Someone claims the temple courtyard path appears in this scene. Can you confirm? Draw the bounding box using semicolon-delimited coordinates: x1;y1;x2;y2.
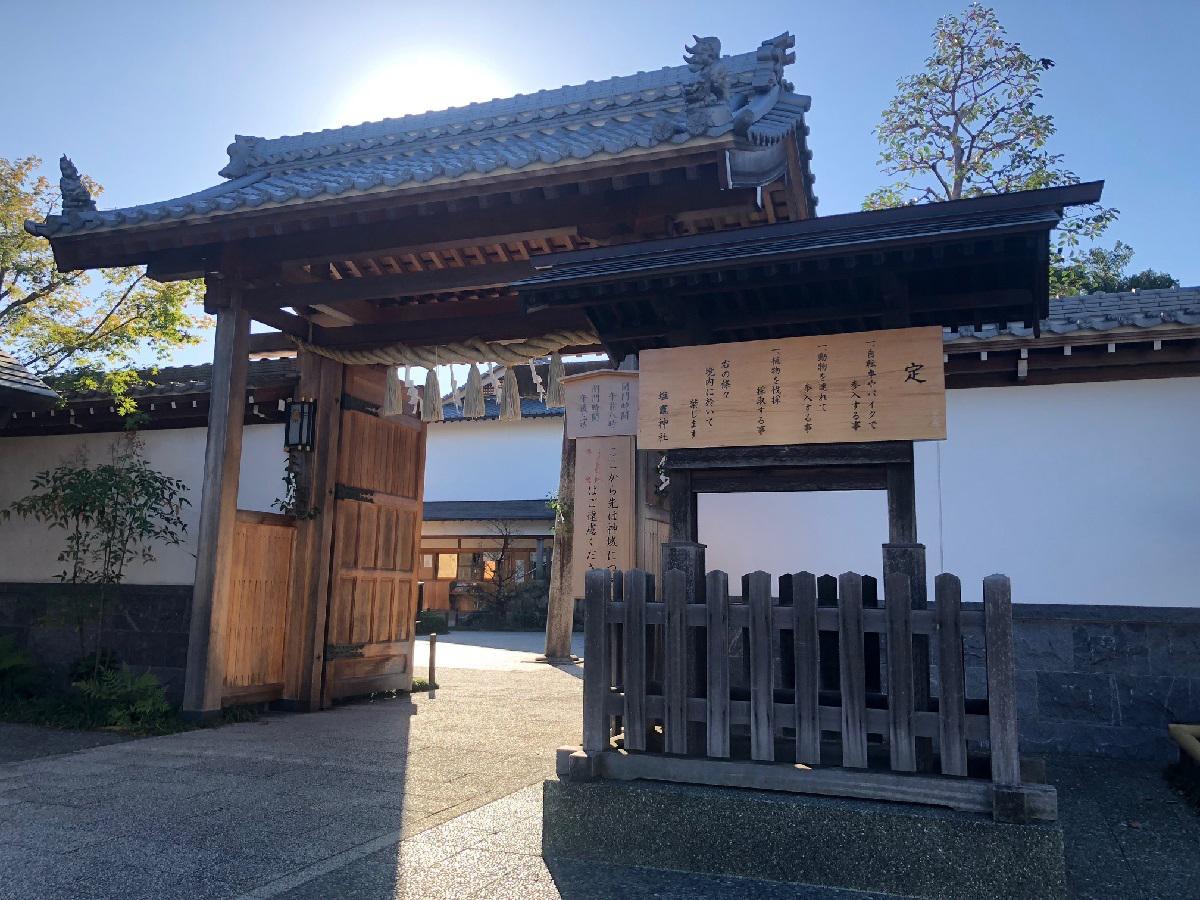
1;632;1195;898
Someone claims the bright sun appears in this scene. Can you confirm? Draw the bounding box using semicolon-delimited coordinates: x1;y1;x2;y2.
335;52;519;127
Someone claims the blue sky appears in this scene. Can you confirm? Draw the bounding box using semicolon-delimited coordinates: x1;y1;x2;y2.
6;1;1197;366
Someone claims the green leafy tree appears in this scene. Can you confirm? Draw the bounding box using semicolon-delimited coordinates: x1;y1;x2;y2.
3;434;190;674
0;156;208;412
1052;240;1179;296
863;4;1141;292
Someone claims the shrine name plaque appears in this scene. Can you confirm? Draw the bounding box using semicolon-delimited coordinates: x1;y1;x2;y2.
570;435;636;598
638;326;946;449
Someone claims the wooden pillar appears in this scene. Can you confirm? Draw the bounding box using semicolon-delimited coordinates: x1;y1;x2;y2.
280;351;344;711
182;282;249;719
667;468;697;542
544;423;577;659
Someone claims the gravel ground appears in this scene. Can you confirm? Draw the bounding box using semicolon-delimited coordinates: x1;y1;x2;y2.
1;633;1195;898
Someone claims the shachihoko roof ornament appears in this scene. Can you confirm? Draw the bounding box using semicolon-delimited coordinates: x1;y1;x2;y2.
25;32;815;239
58;155;96;213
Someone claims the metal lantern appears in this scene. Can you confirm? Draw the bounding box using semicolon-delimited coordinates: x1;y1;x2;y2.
283;398;316;451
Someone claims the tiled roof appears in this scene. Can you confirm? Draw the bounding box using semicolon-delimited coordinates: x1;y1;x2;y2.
0;350;58;408
60;357;299;402
423;500;554;522
28;35;813;239
944;287;1200;346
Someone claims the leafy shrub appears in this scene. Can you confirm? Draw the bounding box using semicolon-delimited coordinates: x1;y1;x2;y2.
415;610;449;635
73;667;174;731
68;648;122;683
0;636;39;699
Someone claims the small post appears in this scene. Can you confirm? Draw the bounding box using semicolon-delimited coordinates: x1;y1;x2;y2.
427;632;437;693
838;572;868;769
582;568;611;754
984;574;1020;787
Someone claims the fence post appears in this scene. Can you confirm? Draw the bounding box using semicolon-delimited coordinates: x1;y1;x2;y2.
706;570;731;759
662;541;706;753
838;572;868;768
582;568;611;755
783;572;821;765
984;574;1020;786
745;571;775;762
884;573;915;772
883;542;932;770
663;568;689;755
623;569;649;752
936;573;968;776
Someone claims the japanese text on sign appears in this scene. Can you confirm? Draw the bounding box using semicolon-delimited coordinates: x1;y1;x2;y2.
570;436;635;597
637;327;946;449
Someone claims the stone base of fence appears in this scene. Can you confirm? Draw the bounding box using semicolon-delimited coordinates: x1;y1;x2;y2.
542;777;1067;899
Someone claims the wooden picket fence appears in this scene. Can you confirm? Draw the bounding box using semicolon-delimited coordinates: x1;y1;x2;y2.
574;554;1056;823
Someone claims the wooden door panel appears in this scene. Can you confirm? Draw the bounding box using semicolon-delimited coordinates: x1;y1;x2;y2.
323;370;426;703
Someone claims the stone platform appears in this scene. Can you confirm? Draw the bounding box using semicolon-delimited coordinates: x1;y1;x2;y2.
542;777;1068;899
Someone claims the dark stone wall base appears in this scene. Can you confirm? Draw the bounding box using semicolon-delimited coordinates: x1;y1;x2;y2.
0;582;192;703
542;779;1066;899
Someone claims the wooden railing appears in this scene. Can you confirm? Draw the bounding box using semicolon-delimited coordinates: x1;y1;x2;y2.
573;546;1056;823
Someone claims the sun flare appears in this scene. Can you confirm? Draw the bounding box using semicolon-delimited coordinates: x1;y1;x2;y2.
334;52;518;127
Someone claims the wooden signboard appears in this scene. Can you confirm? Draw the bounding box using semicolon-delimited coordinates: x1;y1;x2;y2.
571;435;636;598
562;370;639;439
638;326;946;449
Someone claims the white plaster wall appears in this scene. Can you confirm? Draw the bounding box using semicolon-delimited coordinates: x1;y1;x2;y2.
0;424;285;585
424;416;564;502
701;378;1200;607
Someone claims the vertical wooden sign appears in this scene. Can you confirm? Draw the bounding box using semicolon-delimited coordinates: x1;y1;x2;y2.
562;370;639;439
571;435;636;598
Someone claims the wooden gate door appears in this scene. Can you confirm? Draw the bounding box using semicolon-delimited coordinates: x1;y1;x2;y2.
322;366;426;703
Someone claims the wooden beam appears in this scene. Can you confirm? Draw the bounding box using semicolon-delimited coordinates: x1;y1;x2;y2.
311;307;591;348
182;284;250;719
246;260;536;309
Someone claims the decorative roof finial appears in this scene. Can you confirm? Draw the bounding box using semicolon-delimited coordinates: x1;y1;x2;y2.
58;156;96;213
751;33;796;95
218;135;263;179
683;35;728;108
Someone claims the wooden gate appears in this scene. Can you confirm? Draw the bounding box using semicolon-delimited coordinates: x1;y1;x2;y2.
221;510;296;706
322;366;427;703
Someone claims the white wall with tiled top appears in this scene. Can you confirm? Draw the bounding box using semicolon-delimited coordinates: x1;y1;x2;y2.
0;425;285;584
424;416;564;503
700;377;1200;607
4;377;1196;607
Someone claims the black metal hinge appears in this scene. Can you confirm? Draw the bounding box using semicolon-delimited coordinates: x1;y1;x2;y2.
341;393;379;417
335;484;375;503
325;642;366;661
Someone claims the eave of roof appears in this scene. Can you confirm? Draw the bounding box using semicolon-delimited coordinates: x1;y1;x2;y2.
945;286;1200;349
0;350;59;410
27;34;815;243
423;500;555;521
516;182;1104;292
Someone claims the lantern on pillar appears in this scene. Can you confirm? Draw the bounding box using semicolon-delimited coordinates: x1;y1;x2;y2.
283;398;316;451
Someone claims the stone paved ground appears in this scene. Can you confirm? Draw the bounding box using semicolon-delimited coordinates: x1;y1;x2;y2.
0;724;129;765
1;632;1196;898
